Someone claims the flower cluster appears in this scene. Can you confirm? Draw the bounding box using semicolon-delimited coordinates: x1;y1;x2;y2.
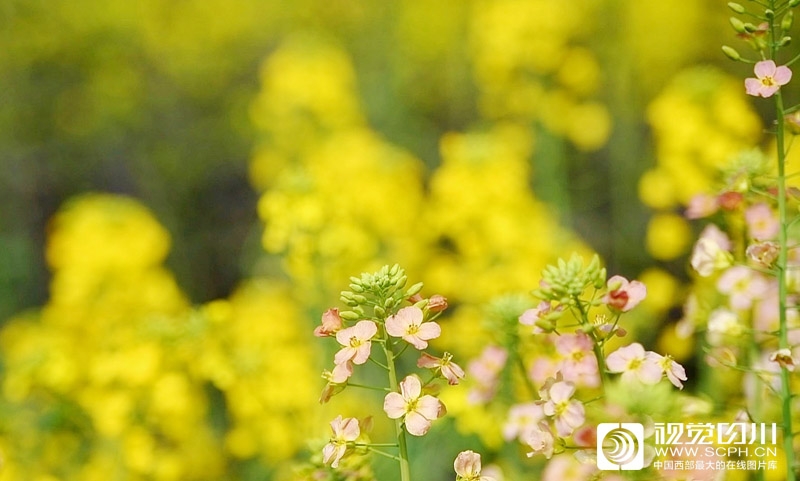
314;265;483;478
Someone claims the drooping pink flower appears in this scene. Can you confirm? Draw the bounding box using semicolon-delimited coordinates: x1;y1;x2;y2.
603;275;647;312
314;308;344;337
745;60;792;98
454;450;497;481
503;402;546;441
334;320;378;366
606;343;663;385
542;381;585;437
747;241;780;268
523;422;555;459
385;306;441;349
383;374;445;436
322;415;360;468
417;352;465;385
770;348;796;371
716;266;769;310
653;353;688;389
745;203;779;240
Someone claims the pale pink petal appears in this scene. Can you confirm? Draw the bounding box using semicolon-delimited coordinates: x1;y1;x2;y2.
755;60;777;78
415;395;443;420
404;411;432;436
385;314;406;337
637;355;664;384
405;334;429;350
339;417;360;441
416;322;442;340
775;65;793;85
322;443;345;467
667;362;687;389
334;347;356;365
417;352;439;369
625;281;647;309
548;381;575;403
606;344;644;372
745;78;763;96
399;375;422;400
351;343;372;364
330;360;353;382
353;320;378;340
383;392;407;419
761;84;780;98
397;306;424;325
454;451;482;477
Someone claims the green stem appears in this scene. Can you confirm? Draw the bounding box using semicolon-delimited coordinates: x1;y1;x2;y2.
771;6;796;474
383;333;412;481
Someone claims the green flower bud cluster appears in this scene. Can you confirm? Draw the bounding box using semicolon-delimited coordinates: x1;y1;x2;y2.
339;264;421;320
724;0;798;60
533;254;606;305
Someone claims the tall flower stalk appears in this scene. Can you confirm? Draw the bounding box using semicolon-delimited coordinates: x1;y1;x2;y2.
725;1;798;478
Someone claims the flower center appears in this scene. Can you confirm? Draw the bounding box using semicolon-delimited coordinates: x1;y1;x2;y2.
762;76;775;86
349;336;362;347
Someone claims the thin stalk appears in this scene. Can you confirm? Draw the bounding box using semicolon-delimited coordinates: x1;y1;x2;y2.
382;333;411;481
770;5;797;475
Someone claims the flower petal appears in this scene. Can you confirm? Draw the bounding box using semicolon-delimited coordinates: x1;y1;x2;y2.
383;392;407;419
415;395;443;420
404;411;432;436
399;375;422;400
775;65;793;85
755;60;777;78
416;321;442;340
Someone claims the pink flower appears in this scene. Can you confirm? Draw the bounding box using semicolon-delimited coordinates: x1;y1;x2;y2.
467;346;508;404
690;225;733;277
523;422;555;459
542;381;585;437
334;320;378;365
555;333;600;388
602;276;646;312
685;193;719;219
385;306;441;349
745;60;792;98
503;402;546;441
322;415;360;468
747;241;780;268
606;343;663;385
383;374;445;436
745;203;779;240
716;266;769;310
417;352;465;385
314;308;344;337
520;301;561;333
454;450;497;481
654;354;688;389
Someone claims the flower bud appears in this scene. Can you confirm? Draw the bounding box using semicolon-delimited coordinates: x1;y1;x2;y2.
765;9;775;19
783;11;794;31
743;22;759;33
779;36;792;47
374;305;386;317
340;310;360;320
727;2;745;13
792;0;800;7
722;45;742;61
405;281;424;298
730;17;747;33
